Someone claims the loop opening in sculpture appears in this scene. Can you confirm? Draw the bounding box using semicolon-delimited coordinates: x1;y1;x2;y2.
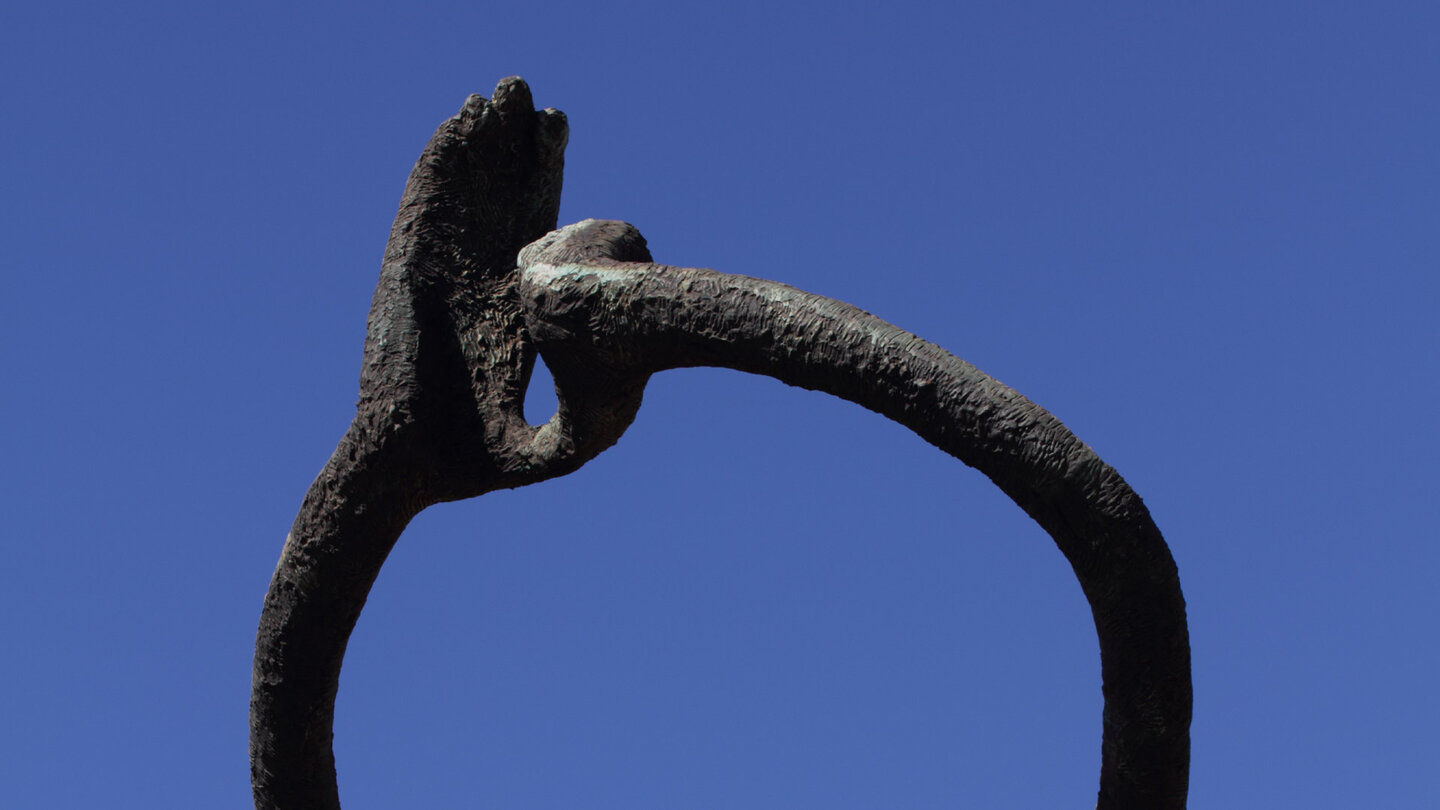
523;354;560;427
334;395;1102;804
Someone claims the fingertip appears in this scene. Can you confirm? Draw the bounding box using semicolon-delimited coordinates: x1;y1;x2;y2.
491;76;534;116
537;107;569;150
461;93;487;116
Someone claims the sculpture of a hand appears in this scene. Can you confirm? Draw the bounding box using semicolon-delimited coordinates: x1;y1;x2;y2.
253;80;1191;810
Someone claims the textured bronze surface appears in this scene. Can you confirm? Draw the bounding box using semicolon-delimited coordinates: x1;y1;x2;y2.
252;78;1190;810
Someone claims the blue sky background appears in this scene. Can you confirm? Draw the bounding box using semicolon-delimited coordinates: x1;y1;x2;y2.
3;2;1436;807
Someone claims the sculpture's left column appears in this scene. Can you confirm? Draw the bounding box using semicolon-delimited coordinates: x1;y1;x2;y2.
250;78;569;810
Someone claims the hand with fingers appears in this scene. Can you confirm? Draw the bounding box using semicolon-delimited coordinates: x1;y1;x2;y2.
253;79;1191;810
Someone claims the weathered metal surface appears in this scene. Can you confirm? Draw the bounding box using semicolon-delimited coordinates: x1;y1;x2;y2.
252;80;1190;810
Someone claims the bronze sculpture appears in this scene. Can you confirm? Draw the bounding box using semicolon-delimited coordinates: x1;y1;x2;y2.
251;77;1191;809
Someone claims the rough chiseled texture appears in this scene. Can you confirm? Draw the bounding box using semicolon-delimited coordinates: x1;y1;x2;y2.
251;78;599;810
252;82;1191;810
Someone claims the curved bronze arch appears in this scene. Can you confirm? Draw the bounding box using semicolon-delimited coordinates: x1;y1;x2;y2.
250;79;1190;810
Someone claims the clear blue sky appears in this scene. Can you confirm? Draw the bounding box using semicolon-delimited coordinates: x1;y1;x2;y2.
3;2;1436;807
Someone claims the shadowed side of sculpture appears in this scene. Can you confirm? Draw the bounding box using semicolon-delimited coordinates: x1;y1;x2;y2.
251;78;609;810
251;81;1191;810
